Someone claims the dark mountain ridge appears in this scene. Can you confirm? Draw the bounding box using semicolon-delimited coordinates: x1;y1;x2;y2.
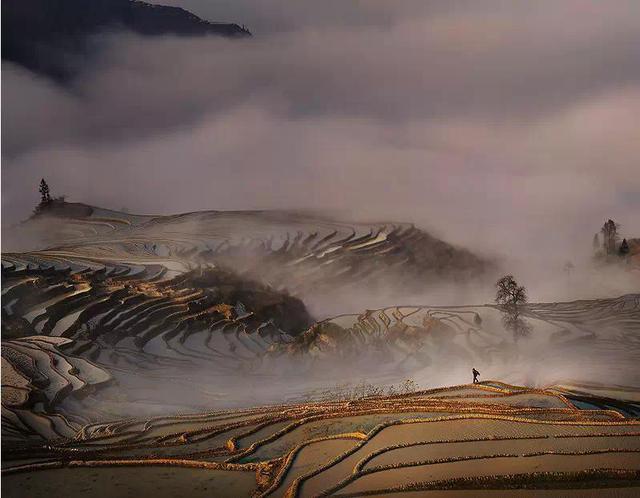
2;0;251;80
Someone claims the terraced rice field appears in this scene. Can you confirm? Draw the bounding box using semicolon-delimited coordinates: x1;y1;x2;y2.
2;465;258;498
2;382;640;497
3;206;640;495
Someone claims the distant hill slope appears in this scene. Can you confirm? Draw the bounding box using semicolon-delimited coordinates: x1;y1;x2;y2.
5;201;491;295
269;295;640;385
2;0;250;80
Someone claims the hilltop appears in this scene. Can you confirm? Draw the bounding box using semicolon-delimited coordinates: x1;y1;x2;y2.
9;201;491;293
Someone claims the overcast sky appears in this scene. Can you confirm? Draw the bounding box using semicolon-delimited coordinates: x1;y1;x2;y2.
2;0;640;270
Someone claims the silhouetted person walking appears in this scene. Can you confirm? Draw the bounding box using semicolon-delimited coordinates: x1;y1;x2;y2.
472;368;480;384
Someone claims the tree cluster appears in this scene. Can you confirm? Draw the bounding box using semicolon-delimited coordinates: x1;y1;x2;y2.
593;219;631;260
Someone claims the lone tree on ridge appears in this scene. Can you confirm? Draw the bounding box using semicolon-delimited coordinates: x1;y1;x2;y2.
495;275;531;340
495;274;527;310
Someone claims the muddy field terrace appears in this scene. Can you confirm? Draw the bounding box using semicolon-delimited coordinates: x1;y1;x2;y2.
2;203;640;496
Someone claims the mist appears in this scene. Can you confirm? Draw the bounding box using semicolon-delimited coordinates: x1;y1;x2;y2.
3;0;640;305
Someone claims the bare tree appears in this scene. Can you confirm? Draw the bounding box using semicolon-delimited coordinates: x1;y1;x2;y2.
495;275;531;340
495;275;527;310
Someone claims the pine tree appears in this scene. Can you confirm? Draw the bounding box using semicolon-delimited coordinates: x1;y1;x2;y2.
39;178;51;205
